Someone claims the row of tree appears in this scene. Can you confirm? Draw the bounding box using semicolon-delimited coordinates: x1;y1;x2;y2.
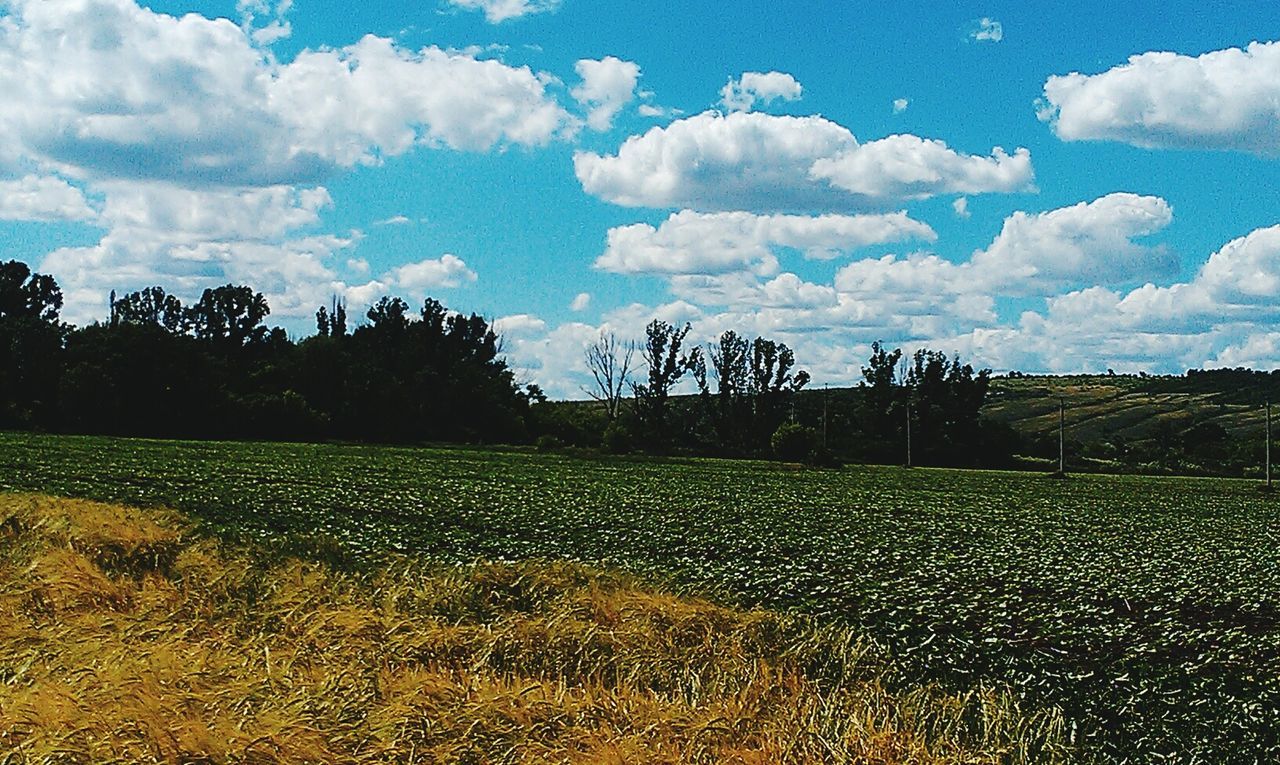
0;261;538;442
558;323;1010;466
2;258;1012;465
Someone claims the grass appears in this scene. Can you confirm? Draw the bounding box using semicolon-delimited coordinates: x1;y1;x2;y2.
4;431;1279;760
0;493;1071;764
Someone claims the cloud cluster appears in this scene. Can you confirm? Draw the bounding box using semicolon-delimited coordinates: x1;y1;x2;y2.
575;111;1033;212
720;71;804;112
507;193;1217;397
445;0;561;24
0;176;96;223
571;57;641;131
0;0;574;189
971;18;1003;43
0;0;579;322
1041;41;1280;155
596;210;935;275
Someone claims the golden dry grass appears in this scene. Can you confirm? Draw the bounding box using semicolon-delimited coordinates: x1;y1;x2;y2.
0;493;1073;764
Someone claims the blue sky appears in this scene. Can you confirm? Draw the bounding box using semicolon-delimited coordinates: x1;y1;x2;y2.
2;0;1280;396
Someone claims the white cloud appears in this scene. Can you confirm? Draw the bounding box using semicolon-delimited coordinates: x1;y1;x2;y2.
389;254;477;291
493;313;547;336
810;135;1033;199
892;98;909;114
571;57;640;131
953;197;970;219
0;0;574;188
575;111;1034;212
445;0;560;23
720;71;804;112
971;18;1003;43
375;215;413;226
570;292;591;311
237;0;293;46
969;192;1175;294
1041;41;1280;155
596;209;936;275
0;175;96;222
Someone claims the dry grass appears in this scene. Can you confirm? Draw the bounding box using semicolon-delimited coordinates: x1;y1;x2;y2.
0;493;1073;764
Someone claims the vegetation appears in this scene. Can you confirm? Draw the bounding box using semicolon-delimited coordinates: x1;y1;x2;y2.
982;373;1280;476
0;493;1068;763
0;261;539;444
3;433;1279;761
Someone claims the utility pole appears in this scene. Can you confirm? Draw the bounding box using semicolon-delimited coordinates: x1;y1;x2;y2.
822;383;829;450
1267;401;1272;490
1058;397;1066;475
906;403;912;468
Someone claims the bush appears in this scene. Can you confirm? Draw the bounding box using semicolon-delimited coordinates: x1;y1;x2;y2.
772;423;819;463
534;435;564;452
602;422;633;454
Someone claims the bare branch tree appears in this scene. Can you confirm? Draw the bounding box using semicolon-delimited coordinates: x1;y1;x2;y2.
584;331;635;420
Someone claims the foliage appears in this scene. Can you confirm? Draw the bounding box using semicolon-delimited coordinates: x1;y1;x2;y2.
0;261;534;445
771;422;819;462
0;492;1069;763
693;330;810;454
5;434;1280;761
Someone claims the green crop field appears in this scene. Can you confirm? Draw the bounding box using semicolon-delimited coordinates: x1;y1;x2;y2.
3;431;1279;762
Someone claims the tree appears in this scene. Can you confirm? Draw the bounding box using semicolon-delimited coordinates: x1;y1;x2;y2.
187;285;270;346
904;348;991;463
632;319;695;445
693;331;808;452
111;286;185;333
0;261;64;426
366;296;410;331
584;331;635;421
0;260;62;322
860;341;904;443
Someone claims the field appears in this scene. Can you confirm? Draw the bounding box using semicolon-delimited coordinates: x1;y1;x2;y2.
3;432;1280;761
2;494;1066;763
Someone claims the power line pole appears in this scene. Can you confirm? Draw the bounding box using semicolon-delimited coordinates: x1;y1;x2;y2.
822;383;829;450
906;403;912;468
1058;397;1066;475
1267;401;1272;490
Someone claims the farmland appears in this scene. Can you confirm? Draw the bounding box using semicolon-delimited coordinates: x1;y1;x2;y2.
3;431;1280;761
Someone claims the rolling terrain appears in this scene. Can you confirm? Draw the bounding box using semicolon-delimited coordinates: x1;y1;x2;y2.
3;431;1280;761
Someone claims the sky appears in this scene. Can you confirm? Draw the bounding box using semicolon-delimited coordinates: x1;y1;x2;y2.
2;0;1280;397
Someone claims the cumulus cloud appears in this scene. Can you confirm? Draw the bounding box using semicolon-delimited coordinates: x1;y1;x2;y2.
35;182;360;324
971;18;1003;43
720;71;804;112
892;98;909;114
809;135;1033;199
444;0;561;23
1040;41;1280;155
575;111;1034;212
595;210;936;275
570;292;591;311
389;253;477;292
0;0;574;188
571;57;641;131
969;192;1176;294
0;176;96;222
953;197;970;219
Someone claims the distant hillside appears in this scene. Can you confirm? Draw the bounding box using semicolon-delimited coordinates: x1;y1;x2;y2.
984;372;1277;443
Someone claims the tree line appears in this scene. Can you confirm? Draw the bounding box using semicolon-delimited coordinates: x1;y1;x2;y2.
538;325;1014;466
0;260;538;443
2;258;1013;465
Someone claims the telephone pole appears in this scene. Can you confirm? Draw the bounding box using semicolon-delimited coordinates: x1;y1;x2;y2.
1058;397;1066;475
1267;401;1272;490
822;383;829;450
906;403;912;468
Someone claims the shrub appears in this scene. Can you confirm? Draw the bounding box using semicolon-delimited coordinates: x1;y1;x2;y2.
772;423;819;463
602;422;633;454
534;435;564;452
